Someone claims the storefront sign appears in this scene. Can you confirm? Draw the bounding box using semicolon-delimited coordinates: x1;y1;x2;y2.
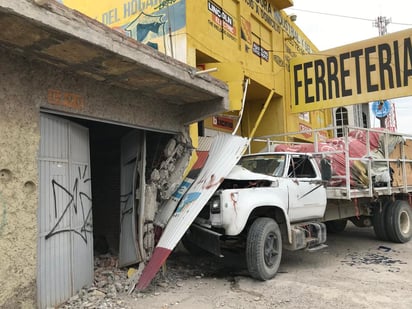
291;28;412;113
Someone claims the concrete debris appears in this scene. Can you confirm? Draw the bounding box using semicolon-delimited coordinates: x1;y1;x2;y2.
153;134;193;201
61;254;129;309
59;246;241;309
127;263;145;295
61;248;226;308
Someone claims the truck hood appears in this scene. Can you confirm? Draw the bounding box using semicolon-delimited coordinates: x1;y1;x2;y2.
226;165;278;181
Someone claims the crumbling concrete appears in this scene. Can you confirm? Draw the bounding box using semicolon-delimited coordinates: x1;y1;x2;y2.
0;53;39;309
0;0;230;307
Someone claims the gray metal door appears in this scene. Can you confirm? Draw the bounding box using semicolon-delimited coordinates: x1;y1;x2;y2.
38;114;93;308
119;130;142;267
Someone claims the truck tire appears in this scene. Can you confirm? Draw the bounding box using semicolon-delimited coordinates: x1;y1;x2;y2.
373;201;389;241
246;217;282;281
385;200;412;243
325;219;347;233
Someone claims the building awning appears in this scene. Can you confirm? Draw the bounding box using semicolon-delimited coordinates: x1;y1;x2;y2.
0;0;229;124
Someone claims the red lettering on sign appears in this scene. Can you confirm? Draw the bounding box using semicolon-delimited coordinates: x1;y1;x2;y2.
48;89;85;110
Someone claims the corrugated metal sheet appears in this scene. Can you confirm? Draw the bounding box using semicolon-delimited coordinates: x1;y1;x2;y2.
193;136;224;169
118;130;141;267
192;151;208;170
157;134;249;248
69;122;94;291
137;134;249;289
38;114;93;308
197;136;214;151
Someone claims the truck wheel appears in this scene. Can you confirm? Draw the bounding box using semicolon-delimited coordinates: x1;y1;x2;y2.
325;219;347;233
385;200;412;243
373;201;389;241
246;218;282;281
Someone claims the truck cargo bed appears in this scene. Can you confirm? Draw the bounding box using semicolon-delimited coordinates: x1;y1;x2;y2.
252;125;412;200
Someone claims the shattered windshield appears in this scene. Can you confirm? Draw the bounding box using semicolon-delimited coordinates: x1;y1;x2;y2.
238;154;286;177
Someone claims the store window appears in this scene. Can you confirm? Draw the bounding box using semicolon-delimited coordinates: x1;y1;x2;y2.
335;107;348;137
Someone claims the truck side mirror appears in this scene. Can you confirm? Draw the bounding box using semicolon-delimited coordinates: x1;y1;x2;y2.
320;158;332;181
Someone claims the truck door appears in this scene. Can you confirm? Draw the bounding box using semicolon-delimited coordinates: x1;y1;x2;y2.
286;155;327;222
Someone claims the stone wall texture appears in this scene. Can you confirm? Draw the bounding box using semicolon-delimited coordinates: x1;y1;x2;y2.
0;51;39;308
0;48;194;307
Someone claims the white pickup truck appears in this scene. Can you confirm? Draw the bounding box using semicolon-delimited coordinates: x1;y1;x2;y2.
182;126;412;281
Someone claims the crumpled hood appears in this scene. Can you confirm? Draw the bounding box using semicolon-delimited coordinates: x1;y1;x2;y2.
225;165;277;181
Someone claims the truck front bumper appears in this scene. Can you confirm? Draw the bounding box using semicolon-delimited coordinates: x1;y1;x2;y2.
185;223;223;257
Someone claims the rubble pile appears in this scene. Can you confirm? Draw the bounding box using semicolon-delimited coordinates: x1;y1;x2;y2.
60;254;130;308
60;249;228;308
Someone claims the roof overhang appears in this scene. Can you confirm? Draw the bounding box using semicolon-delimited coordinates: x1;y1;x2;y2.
0;0;229;121
274;0;293;10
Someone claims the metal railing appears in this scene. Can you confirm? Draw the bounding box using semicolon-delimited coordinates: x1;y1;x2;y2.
250;126;412;199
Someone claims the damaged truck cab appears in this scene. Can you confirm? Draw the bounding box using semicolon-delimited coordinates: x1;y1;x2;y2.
184;152;330;280
183;125;412;282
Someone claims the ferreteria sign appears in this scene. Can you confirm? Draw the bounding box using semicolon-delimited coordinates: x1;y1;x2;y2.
290;28;412;113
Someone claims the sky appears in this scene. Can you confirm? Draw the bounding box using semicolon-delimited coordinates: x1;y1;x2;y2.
284;0;412;134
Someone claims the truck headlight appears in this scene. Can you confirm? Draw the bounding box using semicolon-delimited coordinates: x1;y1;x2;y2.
210;196;221;214
271;180;279;187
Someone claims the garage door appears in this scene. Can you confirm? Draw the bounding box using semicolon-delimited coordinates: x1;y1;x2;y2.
37;114;93;308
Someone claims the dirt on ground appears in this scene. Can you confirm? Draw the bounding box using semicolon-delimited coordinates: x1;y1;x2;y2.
63;223;412;309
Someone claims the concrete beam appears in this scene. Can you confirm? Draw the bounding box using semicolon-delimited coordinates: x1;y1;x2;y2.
0;0;229;116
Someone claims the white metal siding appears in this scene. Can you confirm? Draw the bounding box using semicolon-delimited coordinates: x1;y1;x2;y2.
157;135;249;249
38;114;93;308
118;130;140;267
69;122;93;292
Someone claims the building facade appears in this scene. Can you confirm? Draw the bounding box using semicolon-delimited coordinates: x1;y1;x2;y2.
60;0;334;150
0;1;230;307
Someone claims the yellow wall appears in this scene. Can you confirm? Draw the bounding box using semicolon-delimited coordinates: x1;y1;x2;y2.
60;0;332;140
186;0;331;139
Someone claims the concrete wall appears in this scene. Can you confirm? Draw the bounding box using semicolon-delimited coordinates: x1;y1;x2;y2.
185;0;327;138
0;51;39;308
0;47;196;307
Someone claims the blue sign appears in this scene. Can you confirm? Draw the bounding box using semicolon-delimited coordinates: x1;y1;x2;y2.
372;100;391;118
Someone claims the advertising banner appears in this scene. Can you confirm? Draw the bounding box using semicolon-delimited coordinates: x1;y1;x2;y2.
61;0;186;57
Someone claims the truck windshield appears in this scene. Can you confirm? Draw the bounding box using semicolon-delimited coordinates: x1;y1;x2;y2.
238;154;286;177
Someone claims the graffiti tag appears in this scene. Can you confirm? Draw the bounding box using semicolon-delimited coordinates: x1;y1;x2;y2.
46;165;92;242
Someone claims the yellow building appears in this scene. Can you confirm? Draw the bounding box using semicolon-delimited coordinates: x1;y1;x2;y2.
60;0;333;148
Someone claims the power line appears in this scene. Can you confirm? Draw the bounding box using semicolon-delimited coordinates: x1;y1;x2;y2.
288;8;372;21
287;8;412;26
